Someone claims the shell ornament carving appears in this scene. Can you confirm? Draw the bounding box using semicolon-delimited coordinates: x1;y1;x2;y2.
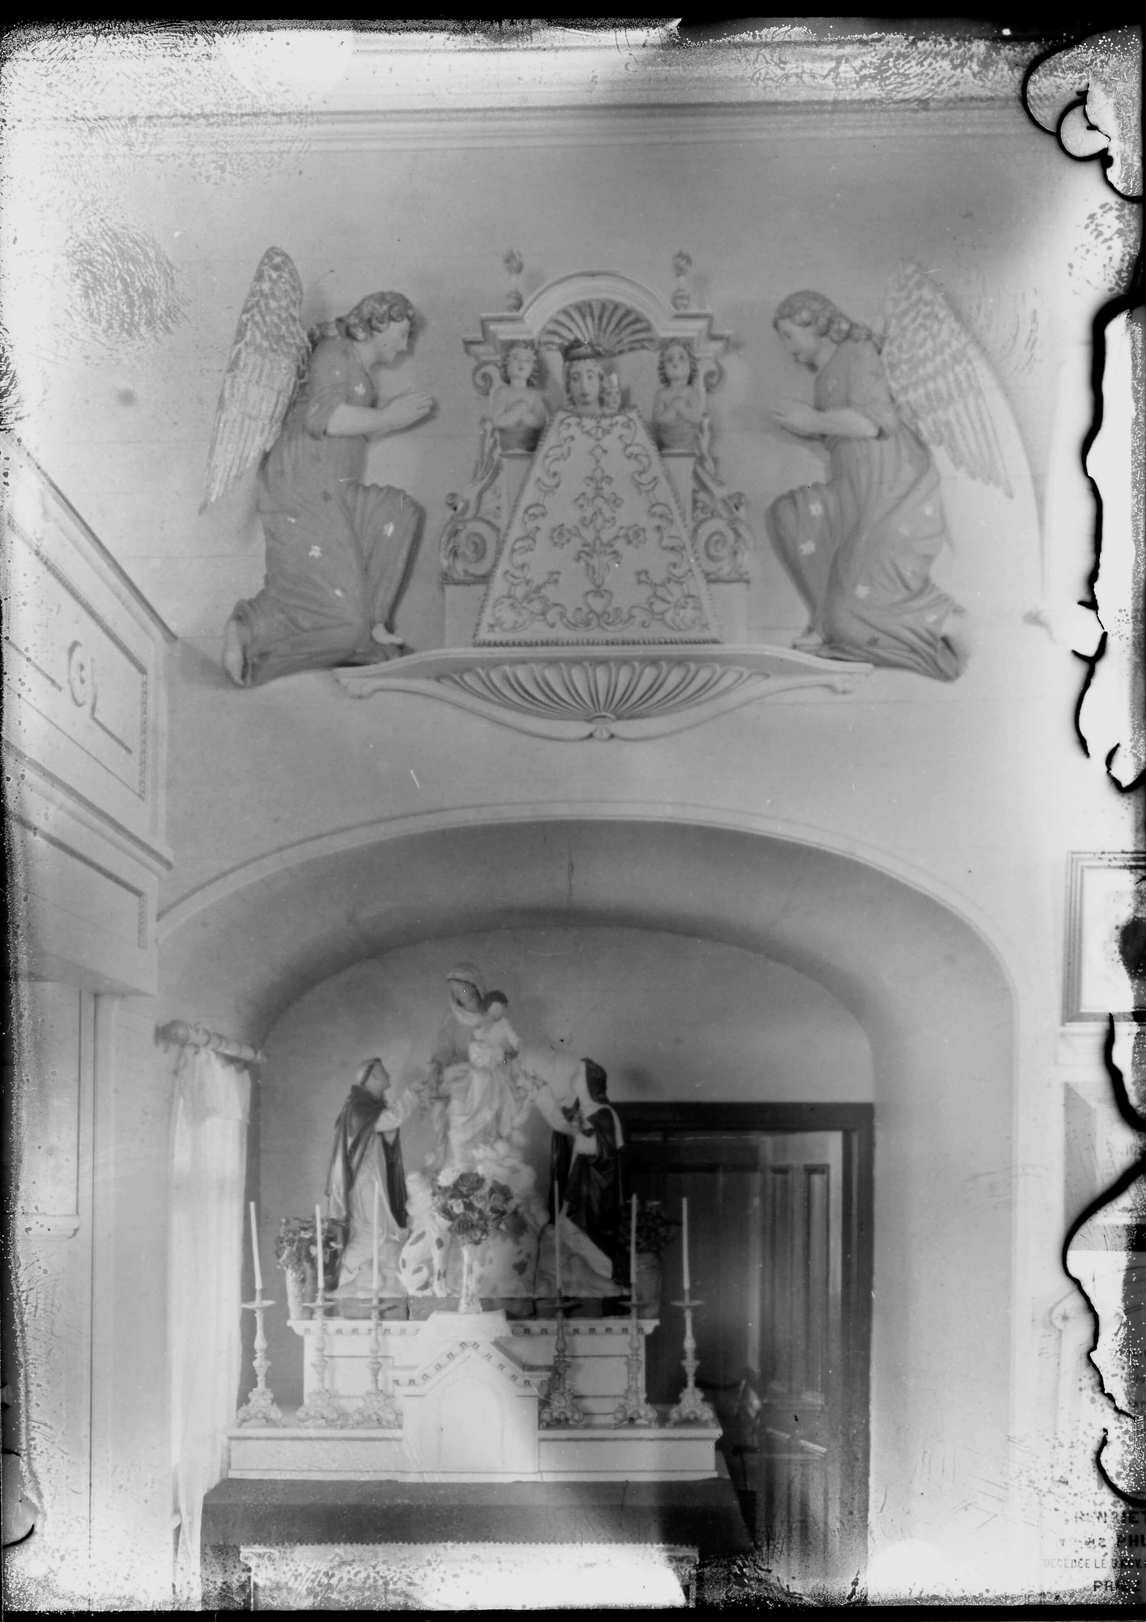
538;299;657;357
441;658;753;740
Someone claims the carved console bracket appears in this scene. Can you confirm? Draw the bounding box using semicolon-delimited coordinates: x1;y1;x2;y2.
332;645;871;742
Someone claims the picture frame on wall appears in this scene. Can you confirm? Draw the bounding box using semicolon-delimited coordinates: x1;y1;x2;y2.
1063;852;1146;1023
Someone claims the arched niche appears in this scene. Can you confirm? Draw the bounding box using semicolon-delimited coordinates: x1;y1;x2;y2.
159;810;1016;1575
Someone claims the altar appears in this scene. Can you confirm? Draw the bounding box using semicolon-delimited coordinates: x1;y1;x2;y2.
229;1309;719;1484
217;973;748;1606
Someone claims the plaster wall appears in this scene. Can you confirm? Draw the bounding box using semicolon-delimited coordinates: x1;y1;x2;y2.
5;42;1136;1607
12;107;1108;667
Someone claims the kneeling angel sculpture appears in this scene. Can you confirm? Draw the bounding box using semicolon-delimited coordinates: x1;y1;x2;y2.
201;248;435;687
768;262;1015;682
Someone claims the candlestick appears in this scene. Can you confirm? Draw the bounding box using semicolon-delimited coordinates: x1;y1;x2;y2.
540;1306;585;1427
372;1183;380;1297
629;1194;637;1293
668;1292;718;1427
249;1200;263;1294
554;1177;563;1301
235;1288;283;1426
295;1308;343;1427
612;1297;658;1427
681;1196;690;1297
315;1203;325;1297
348;1299;401;1429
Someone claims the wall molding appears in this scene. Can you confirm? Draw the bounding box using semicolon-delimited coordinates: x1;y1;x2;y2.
23;98;1027;160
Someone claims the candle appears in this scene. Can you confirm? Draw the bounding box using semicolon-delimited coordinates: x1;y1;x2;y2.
315;1203;325;1297
682;1196;691;1297
372;1182;380;1297
554;1178;562;1300
249;1201;263;1294
630;1194;638;1299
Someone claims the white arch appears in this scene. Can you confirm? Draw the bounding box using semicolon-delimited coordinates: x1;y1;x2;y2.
159;797;1024;1002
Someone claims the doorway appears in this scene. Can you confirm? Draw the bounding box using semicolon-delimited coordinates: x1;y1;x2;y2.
624;1103;873;1589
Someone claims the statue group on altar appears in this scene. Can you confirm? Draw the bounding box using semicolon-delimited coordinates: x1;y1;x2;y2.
321;963;629;1315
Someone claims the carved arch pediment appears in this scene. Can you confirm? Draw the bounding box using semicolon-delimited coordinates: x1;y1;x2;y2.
463;270;731;396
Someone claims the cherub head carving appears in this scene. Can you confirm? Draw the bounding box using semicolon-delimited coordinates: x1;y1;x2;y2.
657;338;698;388
500;341;542;389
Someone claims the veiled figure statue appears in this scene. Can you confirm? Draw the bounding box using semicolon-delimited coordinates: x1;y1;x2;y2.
767;264;1016;681
536;1058;627;1304
201;249;436;687
325;1057;420;1303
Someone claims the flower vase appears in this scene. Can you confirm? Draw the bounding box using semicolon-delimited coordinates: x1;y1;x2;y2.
283;1268;306;1320
457;1243;484;1315
635;1251;662;1315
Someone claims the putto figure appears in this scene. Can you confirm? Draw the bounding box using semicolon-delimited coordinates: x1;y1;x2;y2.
651;337;705;452
767;264;1015;681
489;341;549;452
202;248;436;687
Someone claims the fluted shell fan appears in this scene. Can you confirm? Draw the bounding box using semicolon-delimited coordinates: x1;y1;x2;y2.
538;299;656;357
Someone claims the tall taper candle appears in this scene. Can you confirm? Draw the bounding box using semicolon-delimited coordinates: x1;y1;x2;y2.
372;1182;380;1296
249;1201;263;1293
630;1194;638;1296
315;1203;325;1296
554;1178;562;1299
682;1196;691;1296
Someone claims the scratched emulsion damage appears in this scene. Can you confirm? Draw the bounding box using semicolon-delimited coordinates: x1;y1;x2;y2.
0;23;323;399
1023;20;1146;1577
0;864;45;1572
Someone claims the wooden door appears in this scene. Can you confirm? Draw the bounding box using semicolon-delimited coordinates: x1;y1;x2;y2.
756;1130;844;1586
625;1105;872;1591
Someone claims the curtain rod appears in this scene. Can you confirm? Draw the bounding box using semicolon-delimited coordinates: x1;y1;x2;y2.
155;1020;265;1068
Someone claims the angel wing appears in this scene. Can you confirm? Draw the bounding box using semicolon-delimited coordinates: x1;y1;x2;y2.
881;261;1014;499
200;247;309;510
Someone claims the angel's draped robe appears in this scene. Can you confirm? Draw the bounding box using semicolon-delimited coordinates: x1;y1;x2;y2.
233;336;422;685
767;337;967;682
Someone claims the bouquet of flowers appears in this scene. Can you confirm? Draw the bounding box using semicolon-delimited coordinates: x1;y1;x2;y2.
635;1200;679;1257
274;1215;347;1283
430;1170;518;1245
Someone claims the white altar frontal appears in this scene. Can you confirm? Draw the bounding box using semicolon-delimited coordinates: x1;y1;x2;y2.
227;1308;721;1484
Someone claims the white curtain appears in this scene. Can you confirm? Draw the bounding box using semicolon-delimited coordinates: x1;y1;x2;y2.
169;1046;251;1606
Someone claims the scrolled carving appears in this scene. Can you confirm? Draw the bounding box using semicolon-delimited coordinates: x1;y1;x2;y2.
438;416;503;582
691;426;754;582
697;355;723;394
440;516;500;584
470;358;502;398
693;505;751;585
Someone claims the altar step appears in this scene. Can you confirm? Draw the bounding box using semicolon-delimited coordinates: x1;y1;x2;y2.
229;1413;721;1482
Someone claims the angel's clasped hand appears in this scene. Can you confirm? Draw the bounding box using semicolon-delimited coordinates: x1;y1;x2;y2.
373;392;436;435
770;399;822;438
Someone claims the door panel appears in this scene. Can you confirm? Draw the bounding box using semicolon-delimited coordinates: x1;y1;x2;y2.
757;1132;843;1584
625;1109;871;1591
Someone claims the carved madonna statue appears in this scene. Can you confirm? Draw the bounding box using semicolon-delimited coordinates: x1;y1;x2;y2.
339;268;876;740
437;271;755;649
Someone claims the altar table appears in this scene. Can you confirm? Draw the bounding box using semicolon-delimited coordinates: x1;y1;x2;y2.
201;1473;750;1609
